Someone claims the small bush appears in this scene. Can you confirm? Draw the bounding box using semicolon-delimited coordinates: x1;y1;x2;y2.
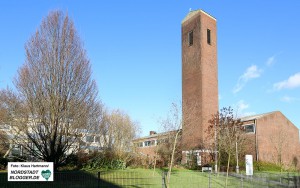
126;154;150;169
254;161;282;172
0;157;8;170
83;151;126;170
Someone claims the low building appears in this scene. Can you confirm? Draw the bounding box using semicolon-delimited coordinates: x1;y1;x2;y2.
0;123;104;159
133;111;300;169
242;111;300;168
133;130;180;157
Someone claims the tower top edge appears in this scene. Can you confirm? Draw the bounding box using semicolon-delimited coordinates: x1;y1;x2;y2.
182;9;216;24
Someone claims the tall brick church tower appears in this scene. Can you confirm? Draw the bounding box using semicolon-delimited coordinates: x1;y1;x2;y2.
182;10;218;152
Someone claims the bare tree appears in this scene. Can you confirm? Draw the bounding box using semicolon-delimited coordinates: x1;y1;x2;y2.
207;107;246;187
159;103;181;187
151;129;178;174
0;88;24;158
100;109;140;163
0;130;9;156
159;102;200;187
270;125;289;172
9;10;101;169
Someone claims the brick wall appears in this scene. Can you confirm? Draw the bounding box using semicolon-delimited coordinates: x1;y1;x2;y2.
182;10;218;150
243;111;300;168
256;111;300;167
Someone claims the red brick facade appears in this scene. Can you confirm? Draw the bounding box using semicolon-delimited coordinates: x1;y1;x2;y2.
182;10;218;150
133;10;300;169
242;111;300;168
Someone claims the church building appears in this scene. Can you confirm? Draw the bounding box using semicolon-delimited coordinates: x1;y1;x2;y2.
133;9;300;169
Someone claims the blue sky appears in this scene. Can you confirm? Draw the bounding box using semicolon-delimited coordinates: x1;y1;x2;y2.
0;1;299;137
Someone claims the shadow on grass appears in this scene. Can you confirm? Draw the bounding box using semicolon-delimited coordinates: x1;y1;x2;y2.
0;171;121;188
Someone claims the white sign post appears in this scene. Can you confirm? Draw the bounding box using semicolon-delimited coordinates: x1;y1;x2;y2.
8;162;54;181
245;155;253;176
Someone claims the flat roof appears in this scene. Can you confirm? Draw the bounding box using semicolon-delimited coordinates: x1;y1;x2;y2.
240;111;277;121
133;129;181;141
182;9;216;24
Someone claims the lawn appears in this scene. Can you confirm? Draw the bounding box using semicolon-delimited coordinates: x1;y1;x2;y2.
86;168;254;188
1;168;298;187
86;168;162;188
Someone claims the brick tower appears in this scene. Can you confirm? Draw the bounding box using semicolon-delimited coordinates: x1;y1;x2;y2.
181;10;218;152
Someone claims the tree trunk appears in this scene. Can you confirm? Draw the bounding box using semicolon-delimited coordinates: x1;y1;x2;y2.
153;151;157;176
167;130;180;187
225;153;231;188
218;149;221;176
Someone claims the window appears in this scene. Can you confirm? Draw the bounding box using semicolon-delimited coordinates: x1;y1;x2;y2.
0;124;10;130
188;31;193;46
85;135;94;142
144;140;155;147
207;29;211;45
150;140;156;146
244;124;255;133
11;145;21;156
196;154;201;166
137;142;143;147
186;152;191;163
144;141;151;147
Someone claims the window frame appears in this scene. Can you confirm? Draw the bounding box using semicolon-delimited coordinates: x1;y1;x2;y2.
207;29;211;45
144;141;151;147
244;124;255;134
85;135;94;142
188;30;193;46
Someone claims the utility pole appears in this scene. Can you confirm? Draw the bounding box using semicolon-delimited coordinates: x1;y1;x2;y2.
214;115;218;173
236;134;239;173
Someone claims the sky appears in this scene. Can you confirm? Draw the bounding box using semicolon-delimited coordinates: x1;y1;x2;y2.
0;1;299;137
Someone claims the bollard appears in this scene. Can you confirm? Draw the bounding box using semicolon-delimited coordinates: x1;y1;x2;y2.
98;171;100;188
241;174;243;188
208;171;211;188
162;172;166;188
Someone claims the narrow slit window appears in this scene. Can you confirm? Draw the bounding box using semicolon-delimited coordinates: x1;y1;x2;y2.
188;31;193;46
207;29;211;45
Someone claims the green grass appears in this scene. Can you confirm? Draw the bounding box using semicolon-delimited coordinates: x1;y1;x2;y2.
167;171;249;188
94;168;299;188
86;168;162;188
1;168;298;187
86;168;255;188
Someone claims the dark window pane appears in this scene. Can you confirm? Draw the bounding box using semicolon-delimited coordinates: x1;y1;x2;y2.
245;124;255;133
86;136;94;142
207;29;211;45
188;31;193;46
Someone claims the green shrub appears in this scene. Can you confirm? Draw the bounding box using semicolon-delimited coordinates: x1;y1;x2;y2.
0;157;8;170
126;154;149;169
254;161;282;172
83;153;126;170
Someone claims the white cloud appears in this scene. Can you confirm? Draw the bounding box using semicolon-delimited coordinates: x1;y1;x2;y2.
266;52;282;66
235;100;256;118
266;56;275;66
233;65;263;93
241;112;256;117
281;96;299;103
237;100;249;111
273;72;300;90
